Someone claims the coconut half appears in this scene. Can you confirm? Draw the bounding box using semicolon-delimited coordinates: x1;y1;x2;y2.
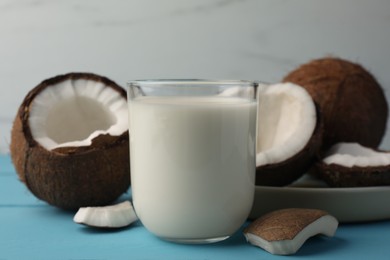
312;142;390;187
10;72;130;210
256;83;322;186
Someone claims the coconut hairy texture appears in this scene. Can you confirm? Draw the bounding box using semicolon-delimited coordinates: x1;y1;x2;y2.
311;143;390;187
283;57;388;149
255;83;322;186
244;208;338;255
10;72;130;210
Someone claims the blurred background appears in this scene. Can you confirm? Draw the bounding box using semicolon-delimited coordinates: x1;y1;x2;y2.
1;0;390;153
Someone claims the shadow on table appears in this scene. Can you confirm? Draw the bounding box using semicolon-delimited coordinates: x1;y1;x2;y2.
78;221;248;247
294;236;349;256
154;222;250;248
78;220;143;234
37;205;355;256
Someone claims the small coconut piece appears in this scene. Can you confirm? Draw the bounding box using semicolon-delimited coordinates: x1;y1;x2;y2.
283;57;388;149
74;201;138;228
10;72;130;210
312;142;390;187
244;208;338;255
255;83;322;186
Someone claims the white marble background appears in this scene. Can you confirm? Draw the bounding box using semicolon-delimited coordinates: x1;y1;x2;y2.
1;0;390;153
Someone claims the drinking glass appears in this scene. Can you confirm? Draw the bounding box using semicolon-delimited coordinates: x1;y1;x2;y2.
127;80;257;243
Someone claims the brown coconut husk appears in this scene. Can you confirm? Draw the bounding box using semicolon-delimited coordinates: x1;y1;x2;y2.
10;72;130;210
311;161;390;187
283;57;388;150
244;208;329;241
244;208;338;255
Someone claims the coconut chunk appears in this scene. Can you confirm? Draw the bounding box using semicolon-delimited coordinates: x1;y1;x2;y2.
244;208;338;255
312;142;390;187
256;83;316;166
323;143;390;167
74;201;138;228
29;78;128;150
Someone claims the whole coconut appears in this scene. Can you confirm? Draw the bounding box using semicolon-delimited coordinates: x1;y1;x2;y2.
283;57;388;149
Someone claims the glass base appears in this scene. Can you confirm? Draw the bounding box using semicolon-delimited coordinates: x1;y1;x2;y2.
162;235;230;244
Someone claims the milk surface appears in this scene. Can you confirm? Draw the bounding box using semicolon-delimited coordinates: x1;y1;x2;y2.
129;96;256;240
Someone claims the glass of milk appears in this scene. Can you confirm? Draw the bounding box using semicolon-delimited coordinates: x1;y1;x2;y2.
127;80;257;244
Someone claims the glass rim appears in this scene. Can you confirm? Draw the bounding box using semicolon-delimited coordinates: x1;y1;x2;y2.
127;79;258;87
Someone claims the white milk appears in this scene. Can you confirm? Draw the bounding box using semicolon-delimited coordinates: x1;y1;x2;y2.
129;96;256;241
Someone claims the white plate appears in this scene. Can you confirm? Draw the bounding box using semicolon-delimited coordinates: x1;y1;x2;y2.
250;175;390;223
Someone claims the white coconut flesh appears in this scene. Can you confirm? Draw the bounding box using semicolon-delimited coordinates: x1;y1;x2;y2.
28;79;128;150
323;142;390;168
256;82;317;167
73;201;138;228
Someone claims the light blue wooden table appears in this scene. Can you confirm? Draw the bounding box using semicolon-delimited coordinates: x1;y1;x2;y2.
1;155;389;259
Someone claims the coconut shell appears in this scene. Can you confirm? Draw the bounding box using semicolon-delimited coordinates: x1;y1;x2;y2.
10;72;130;210
244;208;329;241
256;107;323;186
283;57;388;149
311;162;390;187
244;208;338;255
